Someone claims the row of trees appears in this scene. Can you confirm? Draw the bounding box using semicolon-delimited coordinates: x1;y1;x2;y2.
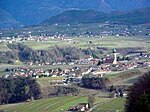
0;76;41;105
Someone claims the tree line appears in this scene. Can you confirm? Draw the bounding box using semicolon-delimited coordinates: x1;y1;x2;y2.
0;76;41;105
81;76;110;89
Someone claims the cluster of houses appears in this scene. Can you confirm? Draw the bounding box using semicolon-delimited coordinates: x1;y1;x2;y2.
1;22;149;44
1;37;150;85
2;44;150;80
3;66;88;84
3;54;150;81
47;23;149;37
68;103;89;112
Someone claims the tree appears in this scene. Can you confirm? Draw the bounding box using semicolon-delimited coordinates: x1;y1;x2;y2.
120;91;123;97
81;77;110;89
125;71;150;112
0;77;41;104
88;96;96;108
110;85;114;92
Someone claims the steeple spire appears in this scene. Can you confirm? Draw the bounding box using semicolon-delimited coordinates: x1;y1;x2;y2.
113;48;117;64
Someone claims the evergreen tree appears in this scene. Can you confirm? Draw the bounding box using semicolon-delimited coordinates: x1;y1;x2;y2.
126;72;150;112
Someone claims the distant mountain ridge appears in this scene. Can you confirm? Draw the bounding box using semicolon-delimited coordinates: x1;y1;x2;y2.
0;9;23;28
42;7;150;25
0;0;150;28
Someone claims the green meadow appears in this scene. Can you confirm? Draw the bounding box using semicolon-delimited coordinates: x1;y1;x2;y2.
0;96;125;112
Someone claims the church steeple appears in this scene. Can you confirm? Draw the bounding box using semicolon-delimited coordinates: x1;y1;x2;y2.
113;48;117;64
113;48;117;53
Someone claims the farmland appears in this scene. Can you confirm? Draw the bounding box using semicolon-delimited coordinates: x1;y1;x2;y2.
92;98;126;112
18;36;150;50
1;36;150;51
0;96;125;112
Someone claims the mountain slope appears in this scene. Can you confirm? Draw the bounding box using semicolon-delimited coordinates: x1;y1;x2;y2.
107;0;150;11
0;9;23;28
42;7;150;25
42;10;108;24
0;0;150;26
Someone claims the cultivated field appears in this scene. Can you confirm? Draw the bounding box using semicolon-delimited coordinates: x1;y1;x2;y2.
0;96;125;112
1;36;150;51
92;98;126;112
22;36;150;50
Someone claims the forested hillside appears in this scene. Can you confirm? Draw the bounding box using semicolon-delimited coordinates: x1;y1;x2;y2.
0;43;103;64
42;7;150;25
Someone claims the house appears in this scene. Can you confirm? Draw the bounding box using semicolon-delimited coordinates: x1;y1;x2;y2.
68;103;89;112
104;57;114;64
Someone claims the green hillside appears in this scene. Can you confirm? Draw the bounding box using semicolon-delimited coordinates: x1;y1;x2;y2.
92;98;126;112
42;7;150;25
0;96;125;112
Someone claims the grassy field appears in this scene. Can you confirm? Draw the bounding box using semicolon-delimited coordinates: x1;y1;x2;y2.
92;98;126;112
0;42;10;52
37;77;64;87
0;96;125;112
0;36;150;54
0;64;23;71
3;36;147;51
102;67;150;86
31;64;89;70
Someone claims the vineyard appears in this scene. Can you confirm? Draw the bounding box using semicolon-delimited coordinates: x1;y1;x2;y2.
92;98;126;112
0;96;125;112
0;96;87;112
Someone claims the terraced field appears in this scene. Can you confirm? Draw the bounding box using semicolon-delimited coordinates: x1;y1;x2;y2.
0;96;125;112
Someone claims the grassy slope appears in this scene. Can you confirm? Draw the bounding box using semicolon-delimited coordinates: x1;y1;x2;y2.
104;68;146;85
97;67;150;86
36;77;64;87
92;98;126;112
0;96;87;112
0;96;125;112
0;42;10;52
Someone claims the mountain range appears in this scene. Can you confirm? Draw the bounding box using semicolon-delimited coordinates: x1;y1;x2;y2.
42;7;150;25
0;0;150;28
0;9;23;28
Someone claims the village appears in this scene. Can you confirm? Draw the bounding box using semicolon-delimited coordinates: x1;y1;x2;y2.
0;22;150;41
2;47;150;85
